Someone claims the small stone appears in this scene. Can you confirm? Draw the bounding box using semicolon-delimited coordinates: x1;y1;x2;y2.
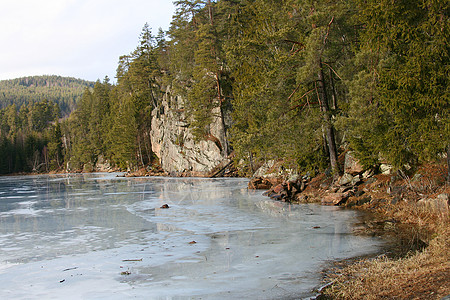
362;169;375;179
437;193;449;203
351;175;362;186
380;164;393;175
287;174;300;183
338;173;353;186
322;193;348;205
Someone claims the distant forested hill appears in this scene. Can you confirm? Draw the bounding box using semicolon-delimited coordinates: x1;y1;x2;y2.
0;75;95;115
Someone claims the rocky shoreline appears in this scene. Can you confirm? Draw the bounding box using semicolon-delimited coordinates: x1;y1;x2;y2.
3;152;448;298
248;153;449;299
250;152;448;211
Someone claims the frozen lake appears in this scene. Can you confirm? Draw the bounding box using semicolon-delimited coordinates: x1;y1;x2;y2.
0;173;382;299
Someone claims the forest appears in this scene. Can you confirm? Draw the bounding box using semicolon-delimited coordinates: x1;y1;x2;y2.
0;75;94;115
0;0;448;178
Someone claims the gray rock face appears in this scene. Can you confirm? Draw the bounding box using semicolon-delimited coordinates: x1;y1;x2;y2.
150;87;230;176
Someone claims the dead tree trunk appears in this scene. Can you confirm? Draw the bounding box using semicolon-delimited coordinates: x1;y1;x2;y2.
317;59;339;176
447;144;450;183
329;68;338;110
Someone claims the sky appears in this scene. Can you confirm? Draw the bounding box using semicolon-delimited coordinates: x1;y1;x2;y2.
0;0;175;82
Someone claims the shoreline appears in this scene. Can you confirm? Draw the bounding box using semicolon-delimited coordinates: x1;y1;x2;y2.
0;173;380;299
2;166;449;298
258;162;449;299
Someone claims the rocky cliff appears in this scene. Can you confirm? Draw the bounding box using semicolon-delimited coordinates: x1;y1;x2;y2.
150;87;230;177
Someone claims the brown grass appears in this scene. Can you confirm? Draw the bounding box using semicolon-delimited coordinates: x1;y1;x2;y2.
285;161;450;299
320;160;449;299
322;199;450;299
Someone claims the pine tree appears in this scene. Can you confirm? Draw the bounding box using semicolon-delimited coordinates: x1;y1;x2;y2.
68;88;95;169
345;0;449;176
226;0;355;175
47;121;63;170
107;93;137;170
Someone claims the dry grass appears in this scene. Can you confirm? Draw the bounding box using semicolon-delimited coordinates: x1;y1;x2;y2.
322;211;450;299
306;161;450;299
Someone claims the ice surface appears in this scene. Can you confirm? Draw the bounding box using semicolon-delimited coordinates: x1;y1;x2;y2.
0;173;383;299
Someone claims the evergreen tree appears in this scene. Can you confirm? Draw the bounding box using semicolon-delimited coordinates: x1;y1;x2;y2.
68;88;95;169
47;121;63;170
226;0;355;175
107;94;138;170
344;0;449;176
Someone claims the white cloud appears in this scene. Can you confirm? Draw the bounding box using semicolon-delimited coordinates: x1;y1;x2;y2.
0;0;175;81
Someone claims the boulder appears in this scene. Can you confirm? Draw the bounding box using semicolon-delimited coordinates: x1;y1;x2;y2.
248;177;273;190
253;160;277;178
322;192;351;206
95;155;113;172
418;193;449;214
252;160;298;181
338;173;354;186
287;174;300;183
344;151;365;175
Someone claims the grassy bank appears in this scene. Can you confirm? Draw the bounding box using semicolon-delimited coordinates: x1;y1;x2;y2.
317;163;449;299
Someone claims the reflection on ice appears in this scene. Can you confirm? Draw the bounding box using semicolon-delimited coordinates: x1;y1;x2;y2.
0;173;383;299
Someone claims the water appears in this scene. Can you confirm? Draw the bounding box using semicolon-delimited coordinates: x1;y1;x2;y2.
0;173;382;299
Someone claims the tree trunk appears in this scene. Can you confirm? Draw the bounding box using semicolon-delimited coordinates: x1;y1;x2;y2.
447;144;450;183
317;60;339;176
138;138;145;168
329;68;338;110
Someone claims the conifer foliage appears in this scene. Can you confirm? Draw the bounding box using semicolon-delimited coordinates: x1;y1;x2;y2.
0;0;448;177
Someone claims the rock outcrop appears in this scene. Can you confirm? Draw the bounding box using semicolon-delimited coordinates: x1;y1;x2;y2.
150;87;231;177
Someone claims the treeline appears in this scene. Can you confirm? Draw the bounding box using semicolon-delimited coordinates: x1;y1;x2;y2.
0;75;94;116
63;24;163;172
1;0;448;177
0;99;62;174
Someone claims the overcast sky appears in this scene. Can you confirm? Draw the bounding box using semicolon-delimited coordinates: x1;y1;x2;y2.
0;0;175;82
